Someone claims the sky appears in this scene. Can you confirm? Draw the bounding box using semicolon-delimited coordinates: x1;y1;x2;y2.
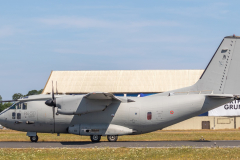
0;0;240;100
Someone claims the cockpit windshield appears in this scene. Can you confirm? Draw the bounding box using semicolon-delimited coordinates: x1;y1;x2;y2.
9;103;27;110
9;103;16;109
0;102;16;114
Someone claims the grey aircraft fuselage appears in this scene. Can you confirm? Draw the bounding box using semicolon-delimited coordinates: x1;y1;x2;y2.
0;35;240;142
0;94;233;135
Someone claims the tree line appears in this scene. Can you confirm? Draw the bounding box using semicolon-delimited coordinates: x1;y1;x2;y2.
0;89;43;112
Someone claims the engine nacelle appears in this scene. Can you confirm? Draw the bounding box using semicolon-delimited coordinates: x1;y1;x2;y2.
68;124;133;136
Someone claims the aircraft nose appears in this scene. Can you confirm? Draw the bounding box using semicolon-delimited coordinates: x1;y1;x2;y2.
0;112;5;124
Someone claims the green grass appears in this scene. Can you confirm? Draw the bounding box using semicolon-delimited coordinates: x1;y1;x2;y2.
0;148;239;160
0;129;240;142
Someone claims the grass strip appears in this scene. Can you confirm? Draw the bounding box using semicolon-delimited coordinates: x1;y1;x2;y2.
0;147;239;160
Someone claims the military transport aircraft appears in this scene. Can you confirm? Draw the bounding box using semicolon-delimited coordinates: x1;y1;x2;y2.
0;35;240;142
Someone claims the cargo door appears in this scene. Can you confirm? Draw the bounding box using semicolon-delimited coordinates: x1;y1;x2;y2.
15;103;21;120
129;107;139;124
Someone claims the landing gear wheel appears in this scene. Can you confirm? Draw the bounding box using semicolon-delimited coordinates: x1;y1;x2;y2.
30;135;38;142
107;135;118;142
90;135;101;142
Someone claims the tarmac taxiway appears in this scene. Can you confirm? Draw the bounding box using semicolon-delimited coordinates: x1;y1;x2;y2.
0;140;240;148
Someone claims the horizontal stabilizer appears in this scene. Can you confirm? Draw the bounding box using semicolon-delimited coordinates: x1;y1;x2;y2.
84;92;121;101
0;100;16;103
206;94;234;99
0;95;62;103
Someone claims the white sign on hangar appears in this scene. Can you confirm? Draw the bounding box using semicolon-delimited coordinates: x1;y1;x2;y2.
209;100;240;116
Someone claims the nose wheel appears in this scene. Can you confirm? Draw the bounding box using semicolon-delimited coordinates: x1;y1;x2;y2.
90;135;101;142
30;135;38;142
107;135;118;142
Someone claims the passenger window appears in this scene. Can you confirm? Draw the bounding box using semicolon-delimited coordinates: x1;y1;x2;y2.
22;103;27;110
16;104;21;109
17;113;21;119
147;112;152;120
12;112;15;119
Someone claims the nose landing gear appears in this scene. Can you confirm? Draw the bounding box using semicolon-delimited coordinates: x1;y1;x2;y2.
27;132;38;142
30;135;39;142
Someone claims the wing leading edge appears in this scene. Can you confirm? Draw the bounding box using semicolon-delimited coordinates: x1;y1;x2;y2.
84;92;122;101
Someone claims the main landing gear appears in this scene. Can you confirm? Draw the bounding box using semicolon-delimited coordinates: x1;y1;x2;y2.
107;135;118;142
90;135;118;142
90;135;101;142
30;135;38;142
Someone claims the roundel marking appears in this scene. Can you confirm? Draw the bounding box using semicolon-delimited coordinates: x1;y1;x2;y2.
170;110;174;114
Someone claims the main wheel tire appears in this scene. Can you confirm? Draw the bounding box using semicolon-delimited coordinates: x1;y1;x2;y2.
90;135;101;142
107;135;118;142
30;135;38;142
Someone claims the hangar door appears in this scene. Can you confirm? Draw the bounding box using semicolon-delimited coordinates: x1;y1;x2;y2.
202;121;210;129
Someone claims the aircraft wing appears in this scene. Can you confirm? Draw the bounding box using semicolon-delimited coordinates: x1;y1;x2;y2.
84;92;121;101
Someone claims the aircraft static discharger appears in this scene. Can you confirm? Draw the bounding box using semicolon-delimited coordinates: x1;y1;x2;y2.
1;35;240;142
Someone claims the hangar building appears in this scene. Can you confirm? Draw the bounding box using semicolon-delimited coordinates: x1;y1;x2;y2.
42;70;240;130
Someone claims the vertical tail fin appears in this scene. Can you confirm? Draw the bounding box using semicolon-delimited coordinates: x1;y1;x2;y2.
196;35;240;94
161;35;240;95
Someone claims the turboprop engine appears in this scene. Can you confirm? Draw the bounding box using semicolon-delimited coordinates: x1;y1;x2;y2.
45;81;133;116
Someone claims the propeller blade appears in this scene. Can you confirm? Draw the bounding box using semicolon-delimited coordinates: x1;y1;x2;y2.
45;81;57;107
56;81;58;95
53;106;55;119
47;81;57;119
52;81;55;100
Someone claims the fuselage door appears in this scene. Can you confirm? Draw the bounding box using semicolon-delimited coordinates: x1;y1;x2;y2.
16;103;22;121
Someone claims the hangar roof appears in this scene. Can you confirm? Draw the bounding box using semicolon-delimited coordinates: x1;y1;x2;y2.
42;70;204;94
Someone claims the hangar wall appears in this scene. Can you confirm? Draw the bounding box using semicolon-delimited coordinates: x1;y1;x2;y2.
42;70;203;94
163;116;240;130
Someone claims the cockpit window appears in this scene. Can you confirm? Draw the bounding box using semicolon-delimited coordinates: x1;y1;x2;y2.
17;113;21;119
12;112;15;119
22;103;27;110
16;104;21;109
